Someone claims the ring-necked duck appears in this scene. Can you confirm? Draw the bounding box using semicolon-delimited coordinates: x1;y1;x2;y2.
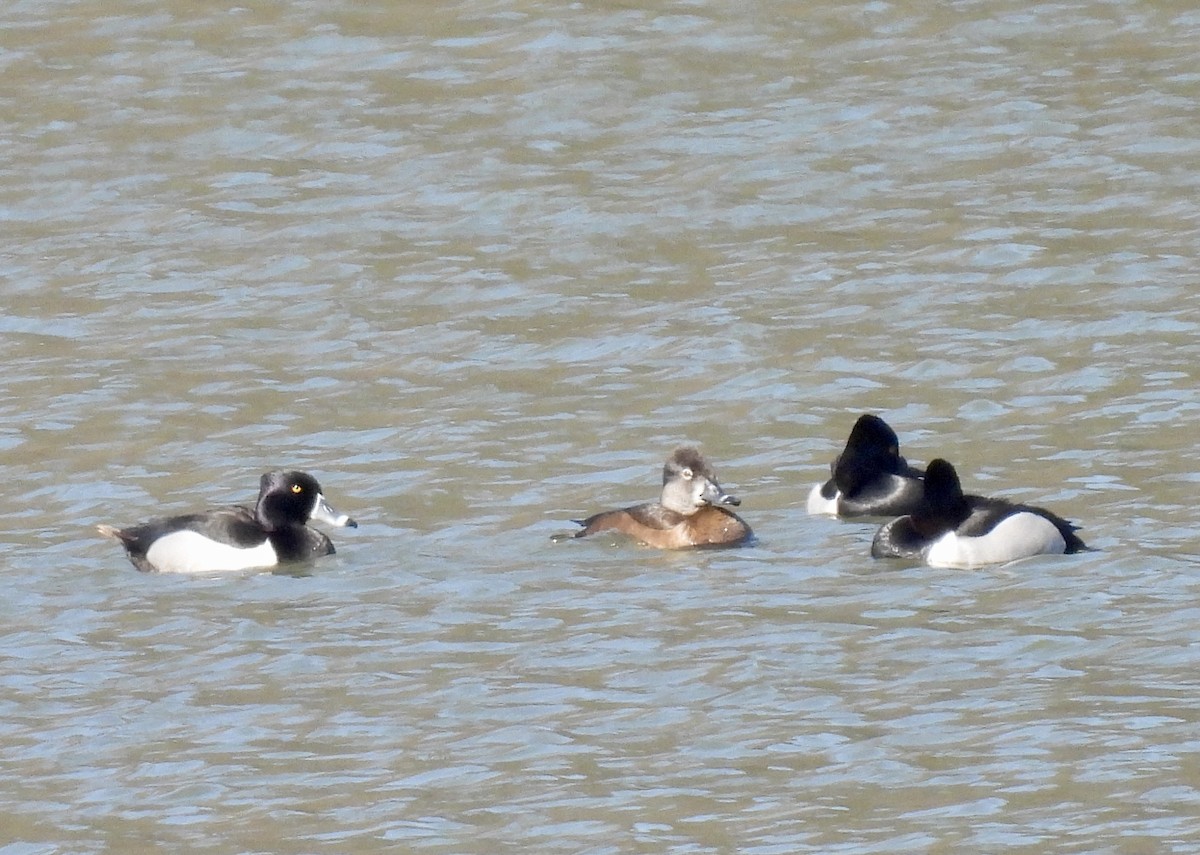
97;470;357;573
871;458;1086;568
571;447;752;549
807;414;925;517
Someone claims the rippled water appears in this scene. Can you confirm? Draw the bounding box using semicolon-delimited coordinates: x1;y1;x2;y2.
2;0;1199;851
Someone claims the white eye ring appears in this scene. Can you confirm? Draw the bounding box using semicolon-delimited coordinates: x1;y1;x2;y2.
681;468;693;479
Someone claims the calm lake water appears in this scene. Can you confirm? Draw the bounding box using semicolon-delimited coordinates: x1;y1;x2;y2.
2;0;1199;852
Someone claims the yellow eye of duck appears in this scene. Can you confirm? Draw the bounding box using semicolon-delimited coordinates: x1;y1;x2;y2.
292;484;303;494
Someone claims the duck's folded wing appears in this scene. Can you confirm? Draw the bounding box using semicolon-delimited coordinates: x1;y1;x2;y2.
621;503;686;530
178;505;266;543
574;502;684;535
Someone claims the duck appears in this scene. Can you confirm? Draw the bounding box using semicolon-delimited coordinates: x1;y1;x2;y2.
807;414;925;517
97;470;357;573
571;447;752;548
870;458;1086;568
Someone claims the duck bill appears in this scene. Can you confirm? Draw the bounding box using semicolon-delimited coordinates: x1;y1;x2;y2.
311;493;358;528
702;480;741;508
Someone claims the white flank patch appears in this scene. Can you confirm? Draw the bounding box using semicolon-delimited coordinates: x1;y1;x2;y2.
926;512;1067;569
806;483;840;516
144;530;278;574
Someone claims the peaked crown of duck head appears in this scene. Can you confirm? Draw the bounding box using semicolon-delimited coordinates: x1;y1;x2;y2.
660;447;740;514
833;414;906;491
848;414;898;450
256;470;322;530
663;446;715;485
917;458;972;531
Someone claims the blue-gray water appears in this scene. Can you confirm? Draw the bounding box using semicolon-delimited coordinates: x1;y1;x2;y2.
2;0;1198;851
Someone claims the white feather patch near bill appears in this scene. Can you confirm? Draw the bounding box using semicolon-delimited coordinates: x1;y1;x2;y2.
926;512;1067;569
806;483;840;516
144;530;278;574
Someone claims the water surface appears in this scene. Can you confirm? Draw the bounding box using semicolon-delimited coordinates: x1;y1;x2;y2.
2;0;1199;851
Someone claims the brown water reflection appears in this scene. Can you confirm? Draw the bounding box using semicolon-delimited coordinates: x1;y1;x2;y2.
2;0;1199;851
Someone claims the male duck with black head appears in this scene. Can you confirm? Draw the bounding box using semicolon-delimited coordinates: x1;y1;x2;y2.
571;447;752;549
871;458;1086;568
807;413;925;517
97;470;357;573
